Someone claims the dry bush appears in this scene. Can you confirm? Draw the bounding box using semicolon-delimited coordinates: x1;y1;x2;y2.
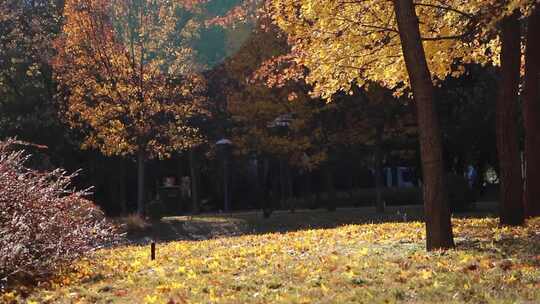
117;214;150;233
0;139;120;289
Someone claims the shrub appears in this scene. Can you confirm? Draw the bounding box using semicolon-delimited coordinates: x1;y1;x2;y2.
117;214;150;232
0;139;120;289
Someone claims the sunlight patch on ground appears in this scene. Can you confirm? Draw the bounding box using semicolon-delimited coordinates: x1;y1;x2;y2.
4;217;540;303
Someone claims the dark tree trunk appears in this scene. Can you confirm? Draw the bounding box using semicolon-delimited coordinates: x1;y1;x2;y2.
190;148;201;214
279;158;287;209
305;171;314;208
324;163;336;211
118;159;127;215
177;153;184;182
286;163;295;212
374;123;385;213
497;12;525;226
223;155;230;212
261;158;272;217
523;5;540;218
393;0;454;250
137;148;146;216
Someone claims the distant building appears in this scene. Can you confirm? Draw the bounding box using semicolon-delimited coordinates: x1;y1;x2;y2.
383;166;416;188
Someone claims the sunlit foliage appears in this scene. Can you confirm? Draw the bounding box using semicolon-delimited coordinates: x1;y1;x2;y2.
263;0;538;98
53;0;208;159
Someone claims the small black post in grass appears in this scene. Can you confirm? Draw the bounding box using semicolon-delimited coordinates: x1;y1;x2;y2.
151;241;156;260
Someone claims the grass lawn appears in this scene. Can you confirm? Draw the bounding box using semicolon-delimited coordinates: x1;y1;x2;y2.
3;212;540;303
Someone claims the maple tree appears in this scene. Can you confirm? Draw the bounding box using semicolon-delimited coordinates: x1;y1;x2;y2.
263;0;479;249
53;0;208;215
215;27;326;211
256;0;540;247
393;0;454;249
219;24;417;213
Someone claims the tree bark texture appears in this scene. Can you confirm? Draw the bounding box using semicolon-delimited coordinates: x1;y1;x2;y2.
497;11;525;226
394;0;454;250
137;148;146;216
374;123;385;213
523;5;540;217
190;148;201;214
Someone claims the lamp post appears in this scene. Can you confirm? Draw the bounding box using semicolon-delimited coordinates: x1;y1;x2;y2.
267;114;292;210
216;138;232;212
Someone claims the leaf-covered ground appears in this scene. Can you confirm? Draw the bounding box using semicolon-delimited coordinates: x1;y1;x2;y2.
4;215;540;303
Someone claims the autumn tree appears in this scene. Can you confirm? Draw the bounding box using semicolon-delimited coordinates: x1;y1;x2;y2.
264;0;488;249
214;27;326;212
53;0;207;215
391;0;454;249
0;0;61;137
259;0;540;247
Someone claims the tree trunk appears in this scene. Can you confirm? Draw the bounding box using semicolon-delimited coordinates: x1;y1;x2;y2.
286;163;295;212
523;5;540;218
279;158;287;209
374;123;385;213
177;153;184;183
305;171;314;208
497;11;525;226
190;148;201;214
119;159;127;215
223;156;230;212
393;0;454;250
324;163;336;211
137;148;146;216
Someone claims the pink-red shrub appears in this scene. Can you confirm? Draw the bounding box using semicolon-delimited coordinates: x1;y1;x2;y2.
0;139;120;289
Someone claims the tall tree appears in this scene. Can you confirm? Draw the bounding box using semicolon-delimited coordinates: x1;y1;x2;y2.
523;4;540;217
265;0;480;249
496;11;524;226
393;0;454;249
53;0;207;216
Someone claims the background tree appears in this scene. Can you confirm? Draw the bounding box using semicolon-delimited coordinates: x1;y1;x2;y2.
523;4;540;217
496;11;524;226
0;0;61;139
53;0;207;215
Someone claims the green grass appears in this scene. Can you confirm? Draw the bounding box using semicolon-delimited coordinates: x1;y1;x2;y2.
4;212;540;304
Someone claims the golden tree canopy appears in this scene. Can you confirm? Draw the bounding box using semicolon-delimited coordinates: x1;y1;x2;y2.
53;0;208;158
265;0;538;99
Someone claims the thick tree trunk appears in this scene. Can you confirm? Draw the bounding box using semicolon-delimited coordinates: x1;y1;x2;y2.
374;123;384;213
497;12;525;226
190;148;201;214
137;148;146;216
393;0;454;250
523;6;540;218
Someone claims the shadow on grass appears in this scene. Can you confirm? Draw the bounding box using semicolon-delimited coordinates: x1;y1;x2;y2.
125;202;499;245
456;231;540;269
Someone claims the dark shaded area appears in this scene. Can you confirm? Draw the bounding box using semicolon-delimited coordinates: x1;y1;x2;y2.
124;201;499;244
